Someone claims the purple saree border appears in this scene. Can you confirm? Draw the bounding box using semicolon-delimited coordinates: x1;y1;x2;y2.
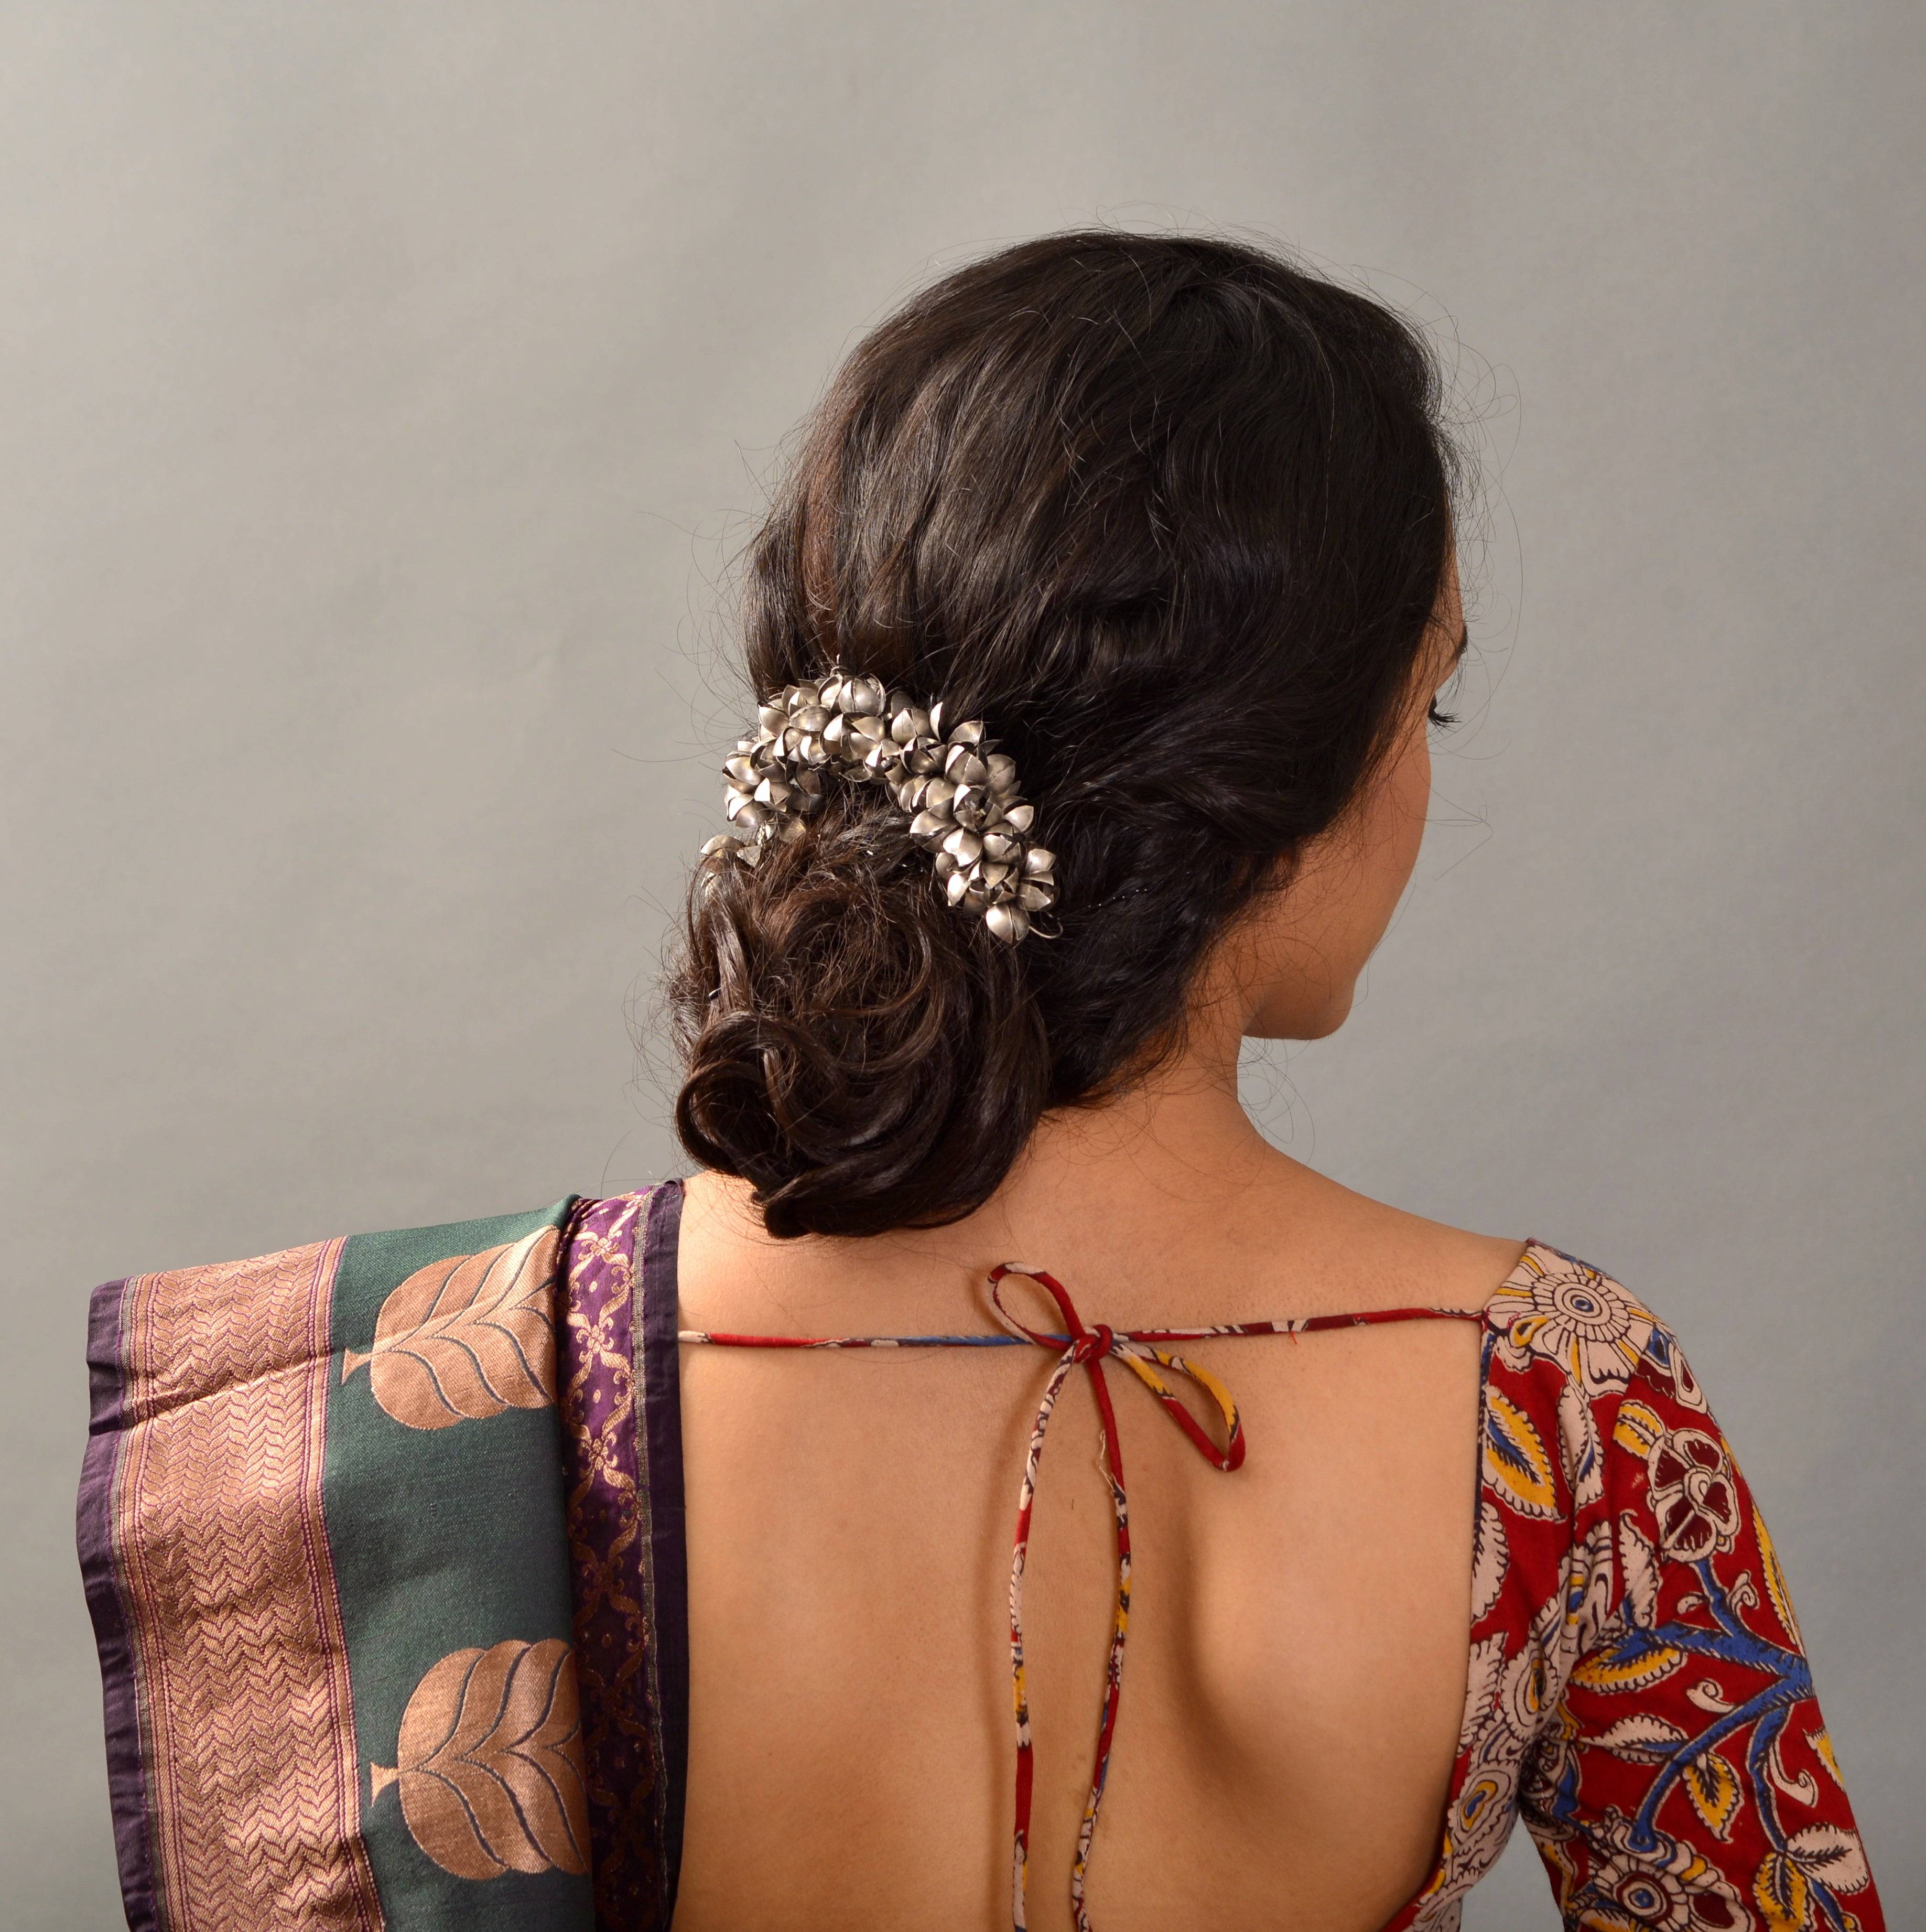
558;1181;690;1928
75;1276;159;1932
638;1179;690;1918
561;1187;666;1929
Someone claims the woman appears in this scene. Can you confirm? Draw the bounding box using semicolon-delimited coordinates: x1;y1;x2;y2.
81;233;1882;1932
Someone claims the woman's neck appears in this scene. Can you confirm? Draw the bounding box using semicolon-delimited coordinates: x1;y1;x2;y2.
680;988;1348;1327
958;1042;1284;1256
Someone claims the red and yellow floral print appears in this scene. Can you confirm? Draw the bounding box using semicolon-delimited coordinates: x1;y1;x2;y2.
1408;1244;1883;1932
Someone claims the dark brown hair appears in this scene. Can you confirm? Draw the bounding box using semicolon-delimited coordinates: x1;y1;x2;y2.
669;231;1459;1238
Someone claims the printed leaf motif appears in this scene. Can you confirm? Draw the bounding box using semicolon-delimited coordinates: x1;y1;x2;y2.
342;1227;560;1429
1754;1850;1811;1930
1595;1713;1687;1762
1483;1389;1557;1519
1787;1822;1870;1896
1756;1506;1804;1650
370;1638;588;1880
1557;1376;1604;1510
1810;1727;1846;1793
1469;1499;1509;1624
1613;1397;1665;1458
1617;1513;1661;1629
1571;1641;1686;1694
1683;1747;1743;1839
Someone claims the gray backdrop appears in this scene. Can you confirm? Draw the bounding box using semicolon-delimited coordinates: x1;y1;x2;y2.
4;5;1920;1925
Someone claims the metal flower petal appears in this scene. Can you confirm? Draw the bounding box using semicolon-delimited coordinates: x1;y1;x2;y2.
703;667;1055;944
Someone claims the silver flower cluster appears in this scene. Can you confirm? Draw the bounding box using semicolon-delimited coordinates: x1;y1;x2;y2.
700;670;1058;944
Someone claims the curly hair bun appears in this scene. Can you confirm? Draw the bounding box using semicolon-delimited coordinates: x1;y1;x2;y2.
674;799;1047;1237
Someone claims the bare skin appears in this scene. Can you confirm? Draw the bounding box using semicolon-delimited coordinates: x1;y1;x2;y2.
674;554;1524;1930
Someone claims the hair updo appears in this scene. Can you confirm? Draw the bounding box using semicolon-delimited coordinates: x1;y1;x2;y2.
668;230;1460;1239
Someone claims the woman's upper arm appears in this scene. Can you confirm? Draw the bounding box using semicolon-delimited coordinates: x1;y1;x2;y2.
1513;1310;1883;1930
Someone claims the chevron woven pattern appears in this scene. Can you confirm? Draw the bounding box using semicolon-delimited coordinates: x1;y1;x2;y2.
114;1238;384;1931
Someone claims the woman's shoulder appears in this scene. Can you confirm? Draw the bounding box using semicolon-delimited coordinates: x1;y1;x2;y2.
1285;1180;1718;1443
1248;1163;1528;1318
1475;1238;1735;1571
1292;1172;1699;1404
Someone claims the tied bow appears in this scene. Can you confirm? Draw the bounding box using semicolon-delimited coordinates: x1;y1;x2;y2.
986;1264;1244;1931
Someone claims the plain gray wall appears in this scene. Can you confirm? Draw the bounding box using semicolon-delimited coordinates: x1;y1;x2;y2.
4;5;1920;1925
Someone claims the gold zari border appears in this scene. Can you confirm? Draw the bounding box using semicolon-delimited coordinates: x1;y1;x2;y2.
113;1238;384;1930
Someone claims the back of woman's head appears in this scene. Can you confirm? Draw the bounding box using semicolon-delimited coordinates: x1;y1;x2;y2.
669;230;1459;1239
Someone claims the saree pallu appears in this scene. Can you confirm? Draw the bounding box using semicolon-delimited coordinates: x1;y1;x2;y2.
78;1189;684;1932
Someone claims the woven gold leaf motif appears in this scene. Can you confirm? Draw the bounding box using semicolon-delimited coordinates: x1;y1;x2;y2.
341;1227;560;1429
370;1639;589;1880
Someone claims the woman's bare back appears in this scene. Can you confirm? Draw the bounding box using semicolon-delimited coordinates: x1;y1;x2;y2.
671;1152;1525;1931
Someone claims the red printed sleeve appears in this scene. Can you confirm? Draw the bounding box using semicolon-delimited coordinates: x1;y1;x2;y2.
1517;1321;1884;1930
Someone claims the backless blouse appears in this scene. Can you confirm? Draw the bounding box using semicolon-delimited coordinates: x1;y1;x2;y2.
564;1184;1884;1932
81;1182;1884;1932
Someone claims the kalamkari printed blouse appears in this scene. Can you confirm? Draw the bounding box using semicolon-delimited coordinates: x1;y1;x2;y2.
564;1185;1885;1931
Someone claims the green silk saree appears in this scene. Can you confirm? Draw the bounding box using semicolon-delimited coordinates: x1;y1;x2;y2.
78;1188;687;1932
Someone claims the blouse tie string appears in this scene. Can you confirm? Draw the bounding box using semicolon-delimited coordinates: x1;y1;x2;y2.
679;1267;1484;1932
983;1264;1246;1932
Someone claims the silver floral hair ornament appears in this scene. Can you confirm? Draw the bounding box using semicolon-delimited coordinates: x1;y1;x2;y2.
700;670;1058;944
